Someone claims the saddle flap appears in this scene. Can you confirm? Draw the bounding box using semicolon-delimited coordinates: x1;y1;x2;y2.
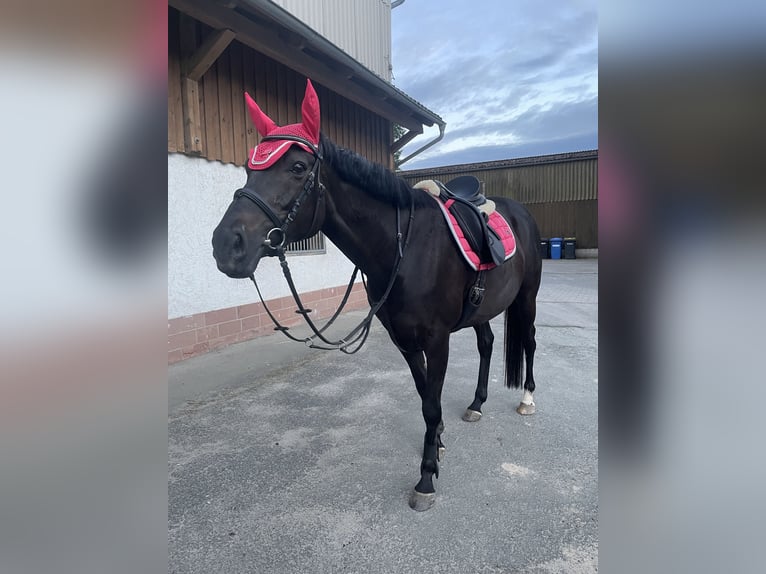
485;225;507;266
448;201;484;255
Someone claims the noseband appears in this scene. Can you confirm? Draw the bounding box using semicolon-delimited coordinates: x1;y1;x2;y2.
233;134;325;254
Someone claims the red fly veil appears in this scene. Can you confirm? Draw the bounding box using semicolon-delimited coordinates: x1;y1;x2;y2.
245;79;320;170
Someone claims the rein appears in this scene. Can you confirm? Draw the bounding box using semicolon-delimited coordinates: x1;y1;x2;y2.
236;135;415;354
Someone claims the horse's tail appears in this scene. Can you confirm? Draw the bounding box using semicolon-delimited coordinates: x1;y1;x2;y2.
503;298;525;389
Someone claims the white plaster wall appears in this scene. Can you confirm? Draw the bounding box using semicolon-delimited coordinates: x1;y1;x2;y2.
168;153;359;318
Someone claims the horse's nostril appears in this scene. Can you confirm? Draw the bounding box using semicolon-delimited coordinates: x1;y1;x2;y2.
231;229;247;260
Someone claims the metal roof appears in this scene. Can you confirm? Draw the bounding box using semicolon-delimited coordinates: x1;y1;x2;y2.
399;150;599;177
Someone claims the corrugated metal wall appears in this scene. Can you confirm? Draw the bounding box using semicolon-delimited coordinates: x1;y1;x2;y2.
168;8;391;167
400;153;599;247
271;0;392;80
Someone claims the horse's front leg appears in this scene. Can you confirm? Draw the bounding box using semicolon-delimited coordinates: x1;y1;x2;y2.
402;350;446;462
402;335;450;511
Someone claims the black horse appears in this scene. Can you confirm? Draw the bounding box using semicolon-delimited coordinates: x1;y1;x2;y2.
212;80;542;511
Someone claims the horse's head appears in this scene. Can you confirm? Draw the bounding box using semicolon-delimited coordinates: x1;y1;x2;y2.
212;80;325;278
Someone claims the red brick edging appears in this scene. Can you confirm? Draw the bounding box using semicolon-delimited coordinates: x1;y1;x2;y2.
168;283;368;364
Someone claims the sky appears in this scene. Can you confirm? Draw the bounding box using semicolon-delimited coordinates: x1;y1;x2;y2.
390;0;598;170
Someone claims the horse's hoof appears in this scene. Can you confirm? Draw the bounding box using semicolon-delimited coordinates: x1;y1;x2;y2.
437;446;446;461
516;402;536;415
408;490;436;512
462;409;482;422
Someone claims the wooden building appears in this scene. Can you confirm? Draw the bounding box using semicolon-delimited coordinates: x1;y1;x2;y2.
168;0;441;168
400;150;599;248
167;0;443;363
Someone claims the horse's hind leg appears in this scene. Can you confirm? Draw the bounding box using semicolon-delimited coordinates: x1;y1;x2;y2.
463;322;494;422
516;290;538;415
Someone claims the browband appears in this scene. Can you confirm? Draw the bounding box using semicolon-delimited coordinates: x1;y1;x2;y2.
260;134;322;160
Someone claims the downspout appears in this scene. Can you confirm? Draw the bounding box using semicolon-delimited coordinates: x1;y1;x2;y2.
395;121;446;169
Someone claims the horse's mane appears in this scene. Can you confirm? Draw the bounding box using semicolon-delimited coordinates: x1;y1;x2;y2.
320;134;433;209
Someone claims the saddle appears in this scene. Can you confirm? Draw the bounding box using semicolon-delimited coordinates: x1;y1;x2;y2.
439;175;486;206
433;176;506;267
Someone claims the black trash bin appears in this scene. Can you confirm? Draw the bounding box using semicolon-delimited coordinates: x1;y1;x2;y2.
539;238;550;259
563;237;577;259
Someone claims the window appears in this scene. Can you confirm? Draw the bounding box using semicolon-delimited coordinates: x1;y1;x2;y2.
286;232;326;255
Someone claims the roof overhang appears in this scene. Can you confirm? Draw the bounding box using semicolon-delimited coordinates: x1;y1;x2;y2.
168;0;443;134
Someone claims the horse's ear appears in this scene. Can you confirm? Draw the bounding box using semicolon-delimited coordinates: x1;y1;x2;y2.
301;79;320;144
244;92;277;137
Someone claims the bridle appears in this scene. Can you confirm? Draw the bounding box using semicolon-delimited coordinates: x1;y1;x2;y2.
233;134;325;254
231;134;415;354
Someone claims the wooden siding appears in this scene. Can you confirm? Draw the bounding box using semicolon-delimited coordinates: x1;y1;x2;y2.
400;153;598;204
168;8;392;167
524;200;598;249
400;153;599;248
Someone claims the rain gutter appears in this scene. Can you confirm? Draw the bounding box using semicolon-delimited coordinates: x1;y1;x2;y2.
396;122;446;168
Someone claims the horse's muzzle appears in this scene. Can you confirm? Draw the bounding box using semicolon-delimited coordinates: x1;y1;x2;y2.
212;224;261;278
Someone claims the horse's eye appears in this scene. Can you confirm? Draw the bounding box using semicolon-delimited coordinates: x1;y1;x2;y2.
291;162;307;174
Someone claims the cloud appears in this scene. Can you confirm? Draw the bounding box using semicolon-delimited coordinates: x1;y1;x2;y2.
400;133;598;171
399;93;597;170
391;0;598;168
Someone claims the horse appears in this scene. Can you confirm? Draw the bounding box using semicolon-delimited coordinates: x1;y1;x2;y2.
212;80;542;511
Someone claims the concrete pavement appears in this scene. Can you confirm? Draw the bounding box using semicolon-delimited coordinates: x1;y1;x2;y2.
169;259;598;573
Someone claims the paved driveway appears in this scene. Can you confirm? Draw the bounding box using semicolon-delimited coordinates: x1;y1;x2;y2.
169;259;598;573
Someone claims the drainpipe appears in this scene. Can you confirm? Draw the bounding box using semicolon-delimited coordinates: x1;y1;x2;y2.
395;121;446;169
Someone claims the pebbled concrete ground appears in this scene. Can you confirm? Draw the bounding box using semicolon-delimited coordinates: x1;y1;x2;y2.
169;259;598;573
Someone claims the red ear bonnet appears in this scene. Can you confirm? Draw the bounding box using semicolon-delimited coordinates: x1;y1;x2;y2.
244;92;277;137
244;79;321;170
300;80;320;144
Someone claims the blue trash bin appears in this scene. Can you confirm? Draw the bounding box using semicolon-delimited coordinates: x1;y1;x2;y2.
550;237;563;260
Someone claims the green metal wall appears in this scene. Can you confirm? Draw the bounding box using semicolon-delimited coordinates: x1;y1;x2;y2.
400;151;598;248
